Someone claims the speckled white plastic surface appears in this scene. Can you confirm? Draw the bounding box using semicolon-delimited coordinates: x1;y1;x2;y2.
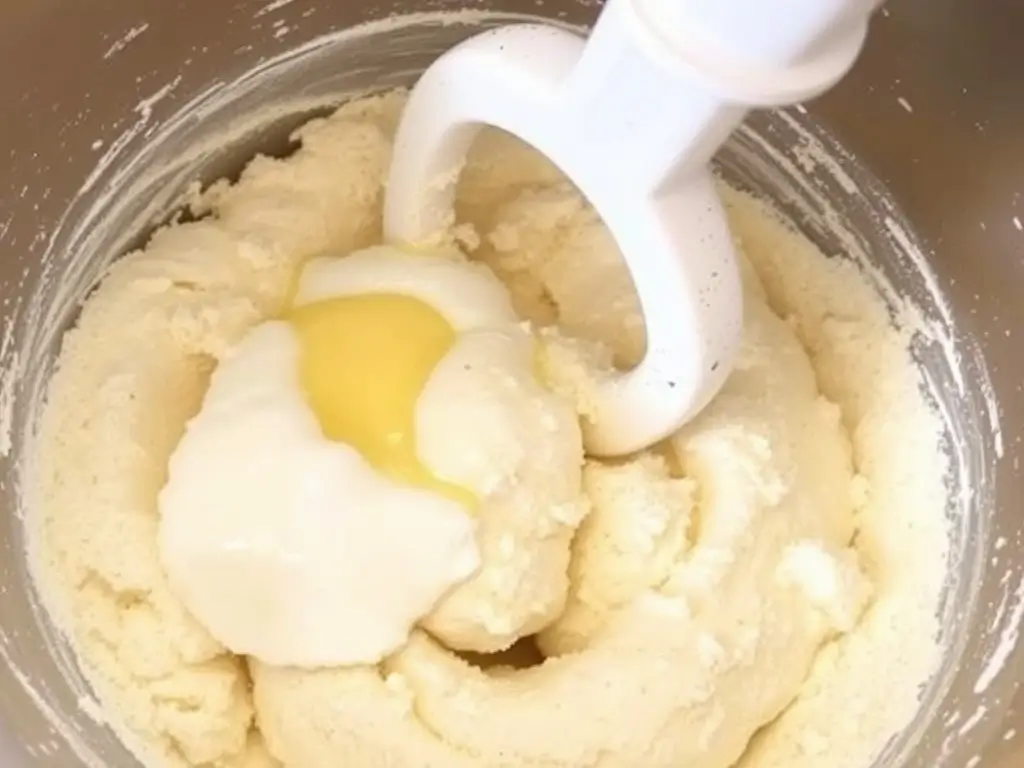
384;0;877;456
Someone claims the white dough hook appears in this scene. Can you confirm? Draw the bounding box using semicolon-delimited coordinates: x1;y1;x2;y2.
384;0;882;457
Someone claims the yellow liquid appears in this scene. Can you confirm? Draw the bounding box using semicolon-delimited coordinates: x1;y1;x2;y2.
286;294;476;511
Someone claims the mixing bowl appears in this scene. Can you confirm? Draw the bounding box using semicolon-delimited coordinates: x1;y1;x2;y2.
0;0;1021;766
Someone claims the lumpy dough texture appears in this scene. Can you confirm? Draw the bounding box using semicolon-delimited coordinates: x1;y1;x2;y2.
33;90;948;768
252;218;870;768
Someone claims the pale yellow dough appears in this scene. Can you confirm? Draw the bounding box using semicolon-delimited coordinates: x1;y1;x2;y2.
31;91;948;768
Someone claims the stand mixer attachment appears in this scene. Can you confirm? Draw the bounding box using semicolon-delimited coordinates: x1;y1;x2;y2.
384;0;882;457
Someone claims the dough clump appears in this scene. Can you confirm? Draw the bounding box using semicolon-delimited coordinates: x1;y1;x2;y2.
32;90;947;768
158;246;586;668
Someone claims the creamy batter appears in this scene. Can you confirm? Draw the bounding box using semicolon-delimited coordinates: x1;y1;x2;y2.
30;90;948;768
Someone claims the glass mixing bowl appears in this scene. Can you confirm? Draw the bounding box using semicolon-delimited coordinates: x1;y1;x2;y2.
0;1;1021;766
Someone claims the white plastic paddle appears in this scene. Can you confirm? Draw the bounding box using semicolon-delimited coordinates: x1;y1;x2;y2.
385;0;882;457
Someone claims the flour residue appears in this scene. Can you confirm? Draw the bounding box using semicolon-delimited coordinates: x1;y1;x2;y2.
0;357;16;460
974;573;1024;694
0;213;17;461
255;0;299;18
103;23;151;60
80;77;182;196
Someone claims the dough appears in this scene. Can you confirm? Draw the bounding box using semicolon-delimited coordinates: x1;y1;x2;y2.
158;247;585;667
252;240;870;768
31;90;949;768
